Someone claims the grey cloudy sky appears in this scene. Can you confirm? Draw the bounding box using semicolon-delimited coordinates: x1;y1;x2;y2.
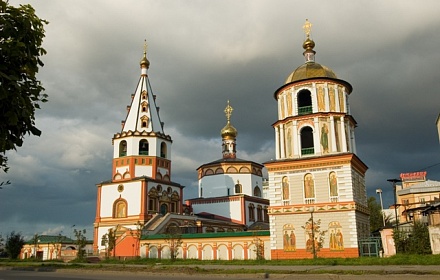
1;0;439;239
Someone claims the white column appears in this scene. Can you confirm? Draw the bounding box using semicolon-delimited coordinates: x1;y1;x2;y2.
293;122;299;157
330;116;337;152
275;126;280;159
280;124;285;159
347;125;353;152
351;126;357;154
311;83;317;113
340;116;347;152
313;117;321;154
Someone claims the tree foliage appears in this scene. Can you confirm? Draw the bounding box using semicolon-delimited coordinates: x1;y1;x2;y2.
393;221;432;254
164;225;183;261
368;196;385;233
302;217;327;258
4;231;25;259
73;229;87;260
0;0;48;172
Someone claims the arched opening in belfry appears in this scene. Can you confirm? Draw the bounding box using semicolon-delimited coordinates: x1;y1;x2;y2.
139;139;149;155
119;140;127;157
297;90;312;115
160;142;167;158
300;126;314;155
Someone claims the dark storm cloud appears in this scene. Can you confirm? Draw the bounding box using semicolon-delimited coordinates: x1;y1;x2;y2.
1;0;440;238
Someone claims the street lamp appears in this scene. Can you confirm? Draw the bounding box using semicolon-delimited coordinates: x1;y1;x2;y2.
387;178;402;230
376;189;385;227
309;206;317;259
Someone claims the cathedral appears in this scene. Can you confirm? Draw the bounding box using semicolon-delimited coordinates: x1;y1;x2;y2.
93;20;369;259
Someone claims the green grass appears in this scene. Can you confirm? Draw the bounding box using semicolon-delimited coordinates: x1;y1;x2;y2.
96;254;440;266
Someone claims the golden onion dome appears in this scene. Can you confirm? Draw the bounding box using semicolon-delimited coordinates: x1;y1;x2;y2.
221;122;237;139
284;19;337;84
140;55;150;69
302;37;315;50
285;62;337;84
140;40;150;69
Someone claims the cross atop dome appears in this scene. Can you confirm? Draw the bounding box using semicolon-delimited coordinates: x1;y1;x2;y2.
224;100;233;123
303;19;312;39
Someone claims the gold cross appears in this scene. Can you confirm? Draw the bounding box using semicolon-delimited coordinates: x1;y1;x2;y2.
224;100;233;122
143;39;148;55
303;19;312;38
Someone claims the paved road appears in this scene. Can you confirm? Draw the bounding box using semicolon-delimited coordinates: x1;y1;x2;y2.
0;269;440;280
1;264;440;280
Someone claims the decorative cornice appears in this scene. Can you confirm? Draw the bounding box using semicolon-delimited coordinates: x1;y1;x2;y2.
269;201;369;215
113;130;172;141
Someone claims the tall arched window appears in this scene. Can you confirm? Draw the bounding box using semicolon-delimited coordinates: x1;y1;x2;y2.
235;181;242;194
139;139;149;155
113;199;127;218
300;127;314;155
253;186;261;197
248;203;255;222
160;142;167;158
119;140;127;157
297;90;312;115
257;205;263;221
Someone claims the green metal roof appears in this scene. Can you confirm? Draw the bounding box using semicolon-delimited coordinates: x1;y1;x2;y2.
142;230;270;240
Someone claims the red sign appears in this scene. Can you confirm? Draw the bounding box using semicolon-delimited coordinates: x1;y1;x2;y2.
400;171;427;181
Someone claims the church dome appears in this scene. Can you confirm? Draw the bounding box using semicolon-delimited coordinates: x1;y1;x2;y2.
284;19;337;84
221;122;237;139
140;55;150;69
285;62;337;84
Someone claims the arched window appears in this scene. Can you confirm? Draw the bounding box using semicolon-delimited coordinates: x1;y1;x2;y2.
235;181;242;194
139;139;149;155
257;205;263;221
160;203;168;215
119;141;127;157
160;142;167;158
141;116;149;128
297;90;312;115
113;199;127;218
248;203;255;222
263;206;269;222
300;127;314;155
253;186;261;197
141;101;148;113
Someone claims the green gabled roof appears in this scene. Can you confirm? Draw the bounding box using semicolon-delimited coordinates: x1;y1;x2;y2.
25;235;75;244
142;230;270;240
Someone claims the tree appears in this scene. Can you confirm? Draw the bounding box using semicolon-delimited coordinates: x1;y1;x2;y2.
393;221;431;254
164;225;183;261
129;221;146;257
73;229;87;260
368;196;385;233
0;0;48;173
4;231;25;259
302;217;327;258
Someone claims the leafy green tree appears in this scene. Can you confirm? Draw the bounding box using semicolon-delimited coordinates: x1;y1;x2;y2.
393;221;431;254
0;0;48;173
164;225;183;261
5;231;25;259
73;229;87;260
0;233;4;256
302;217;327;258
368;196;385;233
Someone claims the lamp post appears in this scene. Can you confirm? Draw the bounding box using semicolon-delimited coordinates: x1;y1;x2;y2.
309;206;316;259
387;178;402;230
376;189;385;227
